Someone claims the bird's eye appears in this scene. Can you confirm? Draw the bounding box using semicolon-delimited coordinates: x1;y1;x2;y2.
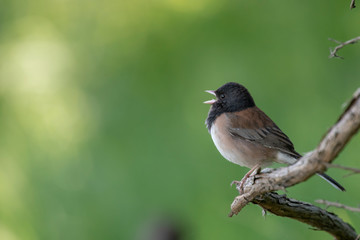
220;94;225;99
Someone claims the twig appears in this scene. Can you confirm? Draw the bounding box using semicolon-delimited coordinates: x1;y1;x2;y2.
229;88;360;239
328;36;360;59
252;193;358;240
325;163;360;177
350;0;356;9
316;199;360;213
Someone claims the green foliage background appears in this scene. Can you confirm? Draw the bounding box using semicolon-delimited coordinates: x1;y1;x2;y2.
0;0;359;239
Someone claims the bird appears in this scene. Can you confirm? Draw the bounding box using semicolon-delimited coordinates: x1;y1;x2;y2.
204;82;345;192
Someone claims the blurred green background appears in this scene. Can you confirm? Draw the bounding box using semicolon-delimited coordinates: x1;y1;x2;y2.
0;0;359;239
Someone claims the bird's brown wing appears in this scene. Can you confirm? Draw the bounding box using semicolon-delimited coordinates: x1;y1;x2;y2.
226;107;301;159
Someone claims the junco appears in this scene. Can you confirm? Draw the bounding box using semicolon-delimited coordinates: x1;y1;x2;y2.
204;82;345;192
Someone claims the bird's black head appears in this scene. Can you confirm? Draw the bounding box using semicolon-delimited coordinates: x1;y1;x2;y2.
205;82;255;130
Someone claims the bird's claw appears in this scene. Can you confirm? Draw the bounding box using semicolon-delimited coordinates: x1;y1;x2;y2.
230;180;242;187
231;180;244;194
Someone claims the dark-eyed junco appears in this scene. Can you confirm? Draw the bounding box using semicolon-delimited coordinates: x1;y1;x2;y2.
204;82;345;192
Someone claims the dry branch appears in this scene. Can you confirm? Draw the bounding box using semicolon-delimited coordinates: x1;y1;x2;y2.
253;193;358;240
329;36;360;58
316;199;360;213
326;163;360;176
229;88;360;239
350;0;356;9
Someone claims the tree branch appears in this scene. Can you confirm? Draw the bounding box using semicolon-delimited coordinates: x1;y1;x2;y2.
350;0;356;9
328;36;360;59
326;163;360;176
252;193;358;240
315;199;360;213
229;88;360;239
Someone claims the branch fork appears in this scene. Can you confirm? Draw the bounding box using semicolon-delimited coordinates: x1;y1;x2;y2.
229;88;360;239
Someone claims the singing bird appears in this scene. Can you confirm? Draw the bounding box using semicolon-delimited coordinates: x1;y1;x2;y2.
204;82;344;192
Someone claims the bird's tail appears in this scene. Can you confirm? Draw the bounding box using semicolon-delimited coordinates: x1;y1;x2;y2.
317;172;345;191
292;151;345;191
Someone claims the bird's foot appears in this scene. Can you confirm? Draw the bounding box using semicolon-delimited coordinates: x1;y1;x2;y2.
230;180;245;194
231;164;261;194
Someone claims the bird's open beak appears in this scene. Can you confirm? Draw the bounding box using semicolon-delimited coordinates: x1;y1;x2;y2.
204;90;217;104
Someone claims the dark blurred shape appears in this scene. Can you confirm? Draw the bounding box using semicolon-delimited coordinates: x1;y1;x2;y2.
136;216;183;240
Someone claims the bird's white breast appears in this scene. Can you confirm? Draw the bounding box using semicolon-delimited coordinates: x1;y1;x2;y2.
210;119;254;168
